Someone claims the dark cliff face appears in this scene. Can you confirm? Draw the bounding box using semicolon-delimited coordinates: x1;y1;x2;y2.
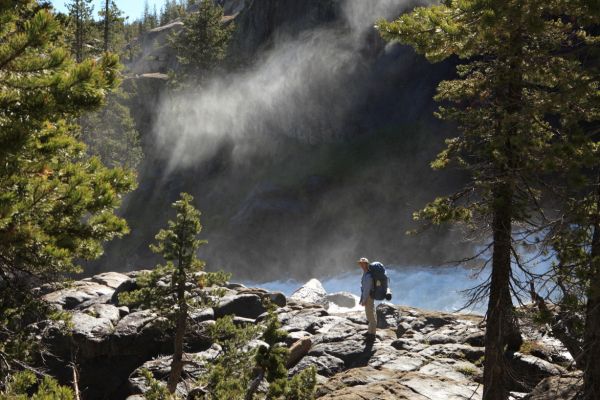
227;0;339;61
89;0;471;281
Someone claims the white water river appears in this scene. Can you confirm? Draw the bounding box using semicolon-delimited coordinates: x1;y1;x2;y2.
245;266;493;315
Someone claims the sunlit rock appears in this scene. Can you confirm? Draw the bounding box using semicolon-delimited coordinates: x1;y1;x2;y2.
290;278;328;306
325;291;357;308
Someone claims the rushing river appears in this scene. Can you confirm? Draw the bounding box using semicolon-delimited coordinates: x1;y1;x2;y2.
245;265;493;315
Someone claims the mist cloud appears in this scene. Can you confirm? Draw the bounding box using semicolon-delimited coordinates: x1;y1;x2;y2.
153;0;428;171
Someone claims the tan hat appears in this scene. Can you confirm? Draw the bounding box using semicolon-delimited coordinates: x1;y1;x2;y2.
357;257;369;264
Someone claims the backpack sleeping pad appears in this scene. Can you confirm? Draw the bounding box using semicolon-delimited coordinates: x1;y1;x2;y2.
369;262;389;301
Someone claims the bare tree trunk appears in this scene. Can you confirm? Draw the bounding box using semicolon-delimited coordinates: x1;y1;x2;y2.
483;184;515;400
167;271;187;394
530;282;583;364
71;351;81;400
583;183;600;399
103;0;110;53
245;368;265;400
482;13;525;398
75;0;82;62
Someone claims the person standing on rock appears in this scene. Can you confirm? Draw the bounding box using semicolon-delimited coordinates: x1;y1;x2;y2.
358;257;377;339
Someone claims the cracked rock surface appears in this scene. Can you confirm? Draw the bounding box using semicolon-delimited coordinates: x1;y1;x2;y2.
39;274;572;399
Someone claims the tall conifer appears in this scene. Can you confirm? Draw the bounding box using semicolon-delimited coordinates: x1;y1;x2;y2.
65;0;94;62
0;0;135;378
378;1;599;398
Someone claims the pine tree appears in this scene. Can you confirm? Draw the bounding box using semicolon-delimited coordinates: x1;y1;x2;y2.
378;1;598;398
65;0;95;62
160;0;187;26
539;3;600;394
202;311;316;400
103;0;110;52
151;4;159;29
99;0;127;53
119;193;230;394
142;0;151;33
171;0;234;83
0;371;74;399
252;311;316;400
0;0;135;379
79;88;143;170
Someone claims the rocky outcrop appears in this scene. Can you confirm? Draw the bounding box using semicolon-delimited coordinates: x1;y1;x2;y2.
128;22;183;75
290;278;328;306
228;0;338;61
523;374;582;400
38;274;573;399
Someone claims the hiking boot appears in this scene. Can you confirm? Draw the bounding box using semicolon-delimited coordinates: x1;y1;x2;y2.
364;333;376;341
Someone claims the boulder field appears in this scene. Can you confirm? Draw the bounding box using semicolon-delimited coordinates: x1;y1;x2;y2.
37;271;578;399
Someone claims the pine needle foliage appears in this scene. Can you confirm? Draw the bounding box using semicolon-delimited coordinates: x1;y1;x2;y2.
119;193;230;394
199;310;316;400
79;88;143;170
378;1;600;399
140;368;173;400
0;370;74;400
200;316;261;399
255;311;316;400
170;0;234;83
0;0;135;380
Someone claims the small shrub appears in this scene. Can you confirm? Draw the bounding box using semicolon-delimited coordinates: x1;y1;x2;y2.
141;369;175;400
456;365;477;377
0;371;74;399
519;340;545;355
474;356;484;367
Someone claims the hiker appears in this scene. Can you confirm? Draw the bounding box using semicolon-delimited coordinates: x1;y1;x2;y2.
358;257;377;338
